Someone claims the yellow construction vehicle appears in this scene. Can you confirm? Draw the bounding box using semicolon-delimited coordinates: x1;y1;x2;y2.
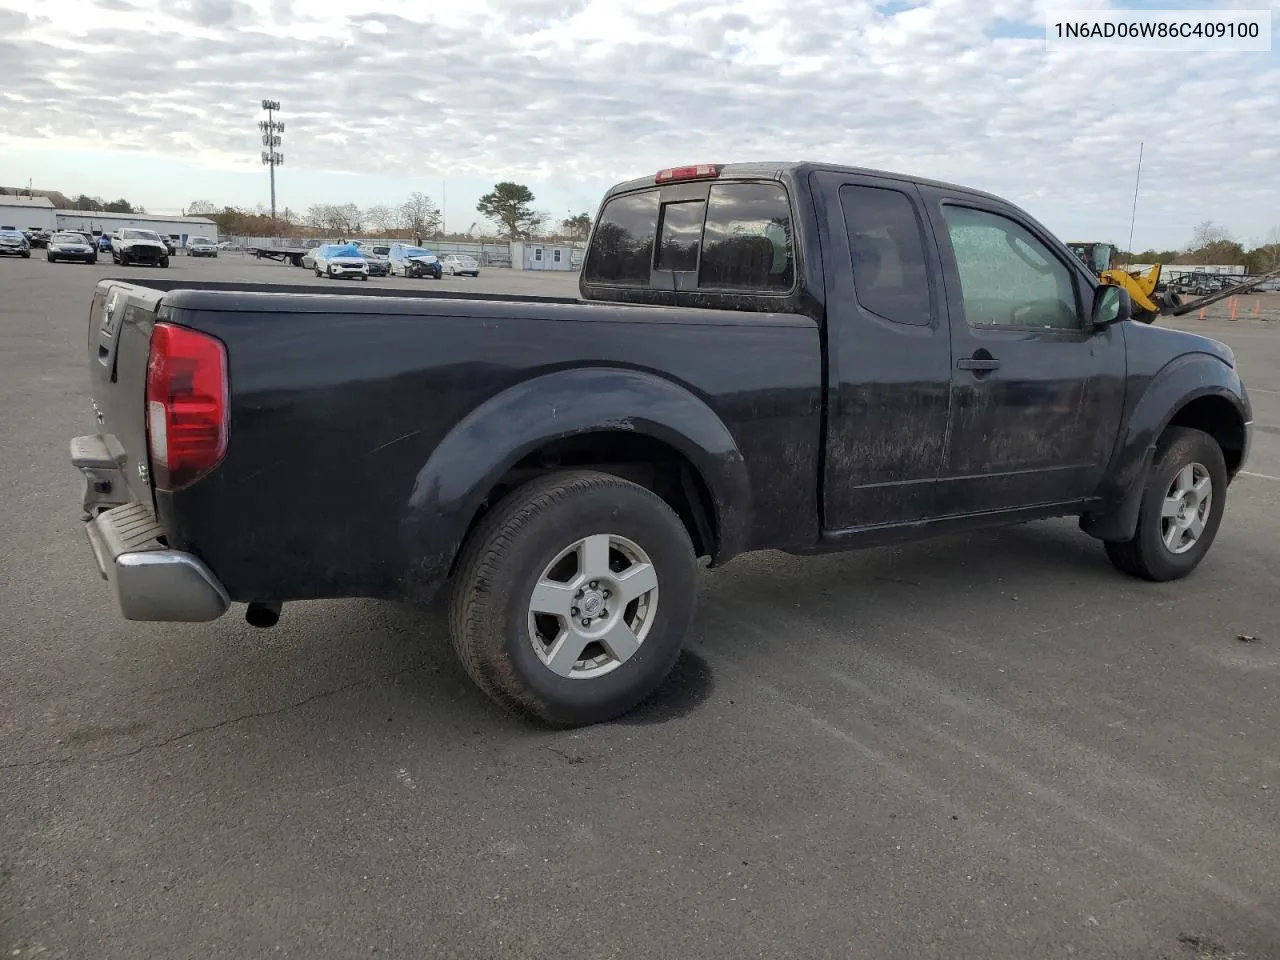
1067;242;1180;323
1069;242;1280;322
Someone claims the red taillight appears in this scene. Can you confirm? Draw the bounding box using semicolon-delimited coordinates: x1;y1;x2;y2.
145;323;228;491
655;163;722;184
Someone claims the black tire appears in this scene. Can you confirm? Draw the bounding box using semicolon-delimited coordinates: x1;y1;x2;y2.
119;253;128;266
448;470;698;727
47;253;55;262
21;250;30;259
160;256;169;268
88;255;97;265
1104;426;1227;582
314;267;322;278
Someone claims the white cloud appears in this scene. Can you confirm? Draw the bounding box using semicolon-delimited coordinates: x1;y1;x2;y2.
0;0;1277;248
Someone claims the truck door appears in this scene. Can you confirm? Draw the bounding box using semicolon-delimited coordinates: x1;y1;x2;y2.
811;171;953;531
919;188;1126;514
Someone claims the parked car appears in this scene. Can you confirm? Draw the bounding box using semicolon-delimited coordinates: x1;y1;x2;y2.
97;234;114;253
159;235;178;256
27;229;52;249
69;160;1253;728
186;236;219;257
361;244;391;277
111;229;169;267
388;243;442;279
312;242;369;280
0;229;31;257
441;254;480;277
46;231;98;263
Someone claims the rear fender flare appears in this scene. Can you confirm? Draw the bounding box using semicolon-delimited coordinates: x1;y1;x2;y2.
399;367;753;592
1082;354;1247;541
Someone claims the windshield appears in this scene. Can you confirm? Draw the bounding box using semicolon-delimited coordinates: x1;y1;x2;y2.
121;229;161;241
403;247;434;258
326;243;362;257
53;233;87;243
190;236;213;244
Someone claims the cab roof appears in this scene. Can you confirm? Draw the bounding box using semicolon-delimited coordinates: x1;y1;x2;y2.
604;161;1007;206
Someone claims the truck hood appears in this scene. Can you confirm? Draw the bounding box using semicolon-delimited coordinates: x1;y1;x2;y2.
1126;320;1236;369
118;240;166;250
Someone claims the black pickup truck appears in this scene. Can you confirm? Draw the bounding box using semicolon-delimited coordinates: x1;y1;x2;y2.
72;161;1253;726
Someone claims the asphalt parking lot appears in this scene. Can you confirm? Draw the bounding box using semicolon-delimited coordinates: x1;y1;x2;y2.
2;252;1280;960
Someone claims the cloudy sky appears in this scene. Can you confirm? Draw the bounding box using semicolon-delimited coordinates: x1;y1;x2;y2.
0;0;1276;248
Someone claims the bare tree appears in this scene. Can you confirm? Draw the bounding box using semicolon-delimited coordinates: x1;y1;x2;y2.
400;192;441;239
1190;220;1231;249
305;204;332;231
185;200;219;215
329;203;362;235
1264;226;1280;270
365;203;396;233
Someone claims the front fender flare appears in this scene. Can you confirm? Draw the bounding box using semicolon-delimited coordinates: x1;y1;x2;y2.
398;366;753;596
1082;353;1247;542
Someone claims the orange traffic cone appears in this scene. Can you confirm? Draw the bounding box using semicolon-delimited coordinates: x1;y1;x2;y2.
1230;297;1239;321
1254;300;1262;318
1198;306;1206;320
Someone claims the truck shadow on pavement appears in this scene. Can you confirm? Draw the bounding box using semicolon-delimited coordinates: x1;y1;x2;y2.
11;518;1146;771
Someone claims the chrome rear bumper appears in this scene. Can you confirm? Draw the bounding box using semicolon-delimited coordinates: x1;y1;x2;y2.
73;435;230;623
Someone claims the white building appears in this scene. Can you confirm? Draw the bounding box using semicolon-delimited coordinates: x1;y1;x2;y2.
0;195;57;233
53;210;218;245
510;240;577;271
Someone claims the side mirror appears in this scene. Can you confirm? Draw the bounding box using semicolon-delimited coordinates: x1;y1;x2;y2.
1092;284;1131;329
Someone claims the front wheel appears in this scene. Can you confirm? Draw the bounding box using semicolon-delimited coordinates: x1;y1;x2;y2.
47;253;55;262
160;256;169;268
448;470;697;727
1104;426;1228;581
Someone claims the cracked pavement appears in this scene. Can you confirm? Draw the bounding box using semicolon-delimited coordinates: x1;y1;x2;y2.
2;256;1280;959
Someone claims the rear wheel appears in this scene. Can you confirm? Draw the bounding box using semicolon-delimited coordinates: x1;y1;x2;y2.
1104;426;1227;581
448;470;697;727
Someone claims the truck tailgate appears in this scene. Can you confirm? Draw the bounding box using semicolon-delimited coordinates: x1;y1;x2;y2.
87;281;162;507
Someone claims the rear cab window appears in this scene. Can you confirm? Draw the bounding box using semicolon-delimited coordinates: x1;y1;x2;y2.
583;176;796;304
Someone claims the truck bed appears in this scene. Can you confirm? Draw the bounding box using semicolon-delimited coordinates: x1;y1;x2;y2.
84;278;824;605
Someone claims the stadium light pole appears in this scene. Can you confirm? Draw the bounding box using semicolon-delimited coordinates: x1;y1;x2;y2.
258;99;284;223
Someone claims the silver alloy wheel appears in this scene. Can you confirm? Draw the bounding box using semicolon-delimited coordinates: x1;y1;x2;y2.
527;533;659;679
1161;462;1212;555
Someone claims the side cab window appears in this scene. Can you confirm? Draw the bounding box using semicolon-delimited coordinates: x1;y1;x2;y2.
940;205;1082;331
839;184;933;326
